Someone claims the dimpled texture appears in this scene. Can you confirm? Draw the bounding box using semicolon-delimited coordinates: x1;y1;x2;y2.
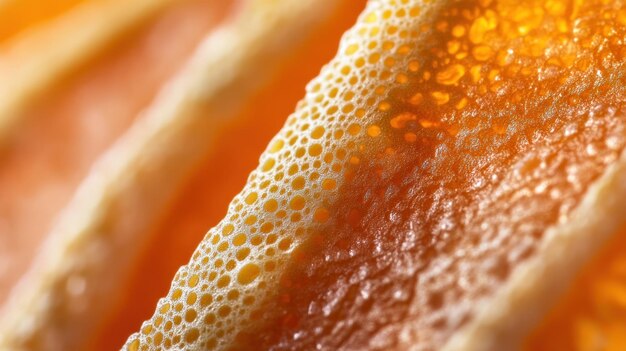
125;0;626;350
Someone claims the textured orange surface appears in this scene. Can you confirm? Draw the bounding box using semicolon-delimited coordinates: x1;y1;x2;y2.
4;0;626;349
234;1;626;345
126;0;626;350
96;2;366;350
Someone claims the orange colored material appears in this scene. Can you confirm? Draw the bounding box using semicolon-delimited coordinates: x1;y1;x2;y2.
0;0;231;307
526;226;626;351
125;1;626;350
0;0;83;42
95;1;366;349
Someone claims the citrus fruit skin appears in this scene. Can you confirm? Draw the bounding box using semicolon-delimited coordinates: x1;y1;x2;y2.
0;1;363;350
444;150;626;351
0;1;234;349
0;0;180;140
124;0;626;350
3;0;626;350
0;0;230;310
91;1;365;350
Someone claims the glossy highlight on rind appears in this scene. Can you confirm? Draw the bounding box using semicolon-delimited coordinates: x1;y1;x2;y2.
1;0;348;350
125;0;626;350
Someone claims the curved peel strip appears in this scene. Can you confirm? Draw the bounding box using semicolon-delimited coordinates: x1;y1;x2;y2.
124;0;626;350
443;149;626;350
0;0;174;142
0;0;340;349
94;1;365;349
0;0;231;308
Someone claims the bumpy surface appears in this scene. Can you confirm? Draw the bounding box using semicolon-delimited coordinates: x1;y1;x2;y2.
100;1;365;350
126;0;626;350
